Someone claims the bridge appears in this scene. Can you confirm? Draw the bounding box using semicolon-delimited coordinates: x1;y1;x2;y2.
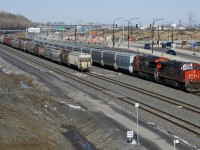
0;30;25;34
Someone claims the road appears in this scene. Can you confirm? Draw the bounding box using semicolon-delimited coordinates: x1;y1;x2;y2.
133;45;200;62
111;42;200;63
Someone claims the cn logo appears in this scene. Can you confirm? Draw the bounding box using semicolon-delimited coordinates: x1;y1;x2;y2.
189;74;200;80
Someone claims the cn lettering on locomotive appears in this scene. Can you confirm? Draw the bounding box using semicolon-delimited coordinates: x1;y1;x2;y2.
189;74;199;80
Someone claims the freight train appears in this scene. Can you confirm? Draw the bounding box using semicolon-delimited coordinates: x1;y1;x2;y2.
1;35;200;92
34;39;200;92
35;40;138;74
0;36;92;71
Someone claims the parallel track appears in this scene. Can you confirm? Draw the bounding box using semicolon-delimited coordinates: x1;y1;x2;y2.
1;44;200;137
87;72;200;114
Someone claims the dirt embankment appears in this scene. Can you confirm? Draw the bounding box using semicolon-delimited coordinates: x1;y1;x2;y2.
0;57;131;150
0;71;98;150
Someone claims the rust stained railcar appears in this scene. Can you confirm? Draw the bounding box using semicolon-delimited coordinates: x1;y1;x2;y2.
3;36;13;46
60;49;71;65
34;44;45;56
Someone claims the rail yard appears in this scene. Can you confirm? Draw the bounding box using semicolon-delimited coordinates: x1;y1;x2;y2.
2;0;200;148
0;31;200;150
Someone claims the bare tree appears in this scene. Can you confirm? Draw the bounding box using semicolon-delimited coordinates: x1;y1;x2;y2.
0;11;35;30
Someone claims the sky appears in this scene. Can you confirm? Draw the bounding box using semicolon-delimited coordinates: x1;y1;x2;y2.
1;0;200;26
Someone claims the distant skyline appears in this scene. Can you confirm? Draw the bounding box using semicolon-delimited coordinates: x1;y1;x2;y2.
1;0;200;26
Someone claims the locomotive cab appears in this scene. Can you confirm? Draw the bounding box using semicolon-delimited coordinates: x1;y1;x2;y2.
182;63;200;92
159;61;200;92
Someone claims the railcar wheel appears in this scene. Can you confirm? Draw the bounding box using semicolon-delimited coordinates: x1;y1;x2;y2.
132;71;136;76
58;58;61;64
149;75;155;81
178;83;186;91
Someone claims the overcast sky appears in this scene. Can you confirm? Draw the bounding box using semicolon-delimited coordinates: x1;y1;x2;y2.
1;0;199;26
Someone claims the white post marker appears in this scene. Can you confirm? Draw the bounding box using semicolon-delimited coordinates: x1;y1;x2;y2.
135;103;139;145
173;139;179;150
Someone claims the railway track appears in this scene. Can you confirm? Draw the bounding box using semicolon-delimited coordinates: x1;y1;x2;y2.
194;93;200;96
87;72;200;114
1;44;200;137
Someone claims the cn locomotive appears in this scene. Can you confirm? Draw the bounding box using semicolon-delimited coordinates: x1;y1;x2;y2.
25;38;200;92
133;55;200;92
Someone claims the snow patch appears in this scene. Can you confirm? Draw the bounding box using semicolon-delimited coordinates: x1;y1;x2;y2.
59;101;85;111
104;74;117;77
73;72;87;77
90;72;103;76
20;81;32;89
0;58;25;75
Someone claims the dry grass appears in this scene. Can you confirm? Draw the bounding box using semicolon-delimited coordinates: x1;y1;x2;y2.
114;29;200;41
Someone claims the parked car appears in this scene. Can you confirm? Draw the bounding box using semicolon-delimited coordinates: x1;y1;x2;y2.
166;49;176;55
162;42;172;48
144;44;151;49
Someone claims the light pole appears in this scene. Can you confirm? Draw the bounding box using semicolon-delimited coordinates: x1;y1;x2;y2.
125;18;138;49
130;18;138;44
171;26;174;43
181;33;184;48
152;18;164;54
124;20;130;49
173;139;179;150
96;24;98;38
75;21;83;45
157;25;160;46
135;103;139;145
113;18;122;47
52;26;53;42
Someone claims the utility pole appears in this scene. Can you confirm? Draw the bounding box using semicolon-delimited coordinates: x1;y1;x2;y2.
172;26;174;43
152;18;164;54
124;18;138;49
113;18;122;47
75;21;83;45
75;24;77;44
158;25;160;46
158;25;160;41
